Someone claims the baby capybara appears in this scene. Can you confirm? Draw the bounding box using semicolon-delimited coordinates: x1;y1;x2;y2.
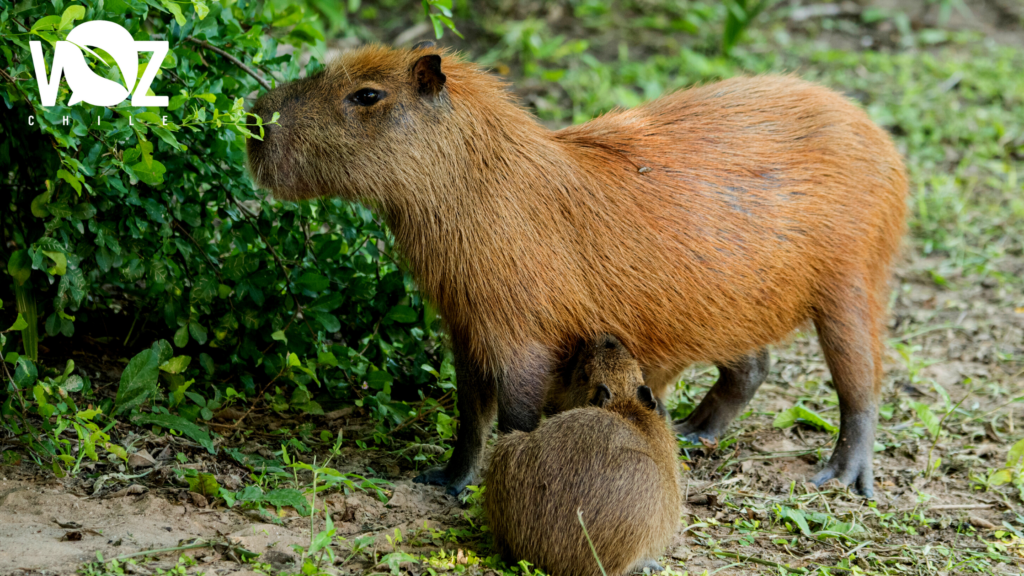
247;43;908;497
484;335;681;576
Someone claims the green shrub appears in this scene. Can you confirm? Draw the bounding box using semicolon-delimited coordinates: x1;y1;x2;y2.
0;0;458;464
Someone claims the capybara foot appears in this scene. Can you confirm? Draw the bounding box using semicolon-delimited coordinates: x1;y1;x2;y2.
673;414;727;444
413;465;472;496
672;349;771;443
811;443;875;497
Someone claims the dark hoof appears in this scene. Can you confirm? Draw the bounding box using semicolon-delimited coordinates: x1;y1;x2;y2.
413;466;471;496
673;420;718;445
811;461;874;498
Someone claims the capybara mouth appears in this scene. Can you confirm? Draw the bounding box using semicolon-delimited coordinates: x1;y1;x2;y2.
245;117;322;201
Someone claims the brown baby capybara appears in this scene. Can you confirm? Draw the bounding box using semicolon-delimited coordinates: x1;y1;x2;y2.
484;335;681;576
246;43;908;497
546;333;655;416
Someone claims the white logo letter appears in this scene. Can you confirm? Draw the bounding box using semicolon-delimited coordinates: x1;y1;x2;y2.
29;20;169;108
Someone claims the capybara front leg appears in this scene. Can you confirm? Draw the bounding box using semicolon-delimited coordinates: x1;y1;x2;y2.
413;352;496;496
496;344;554;434
810;282;882;498
673;347;770;442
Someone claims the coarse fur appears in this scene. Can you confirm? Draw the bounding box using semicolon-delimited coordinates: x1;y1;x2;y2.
484;336;681;576
546;333;656;416
246;44;909;496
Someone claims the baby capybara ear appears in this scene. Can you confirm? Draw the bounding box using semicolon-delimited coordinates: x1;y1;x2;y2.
412;54;446;97
637;386;658;412
590;384;612;408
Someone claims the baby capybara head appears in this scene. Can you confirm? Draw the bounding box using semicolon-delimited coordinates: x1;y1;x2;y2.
551;334;665;416
246;42;459;202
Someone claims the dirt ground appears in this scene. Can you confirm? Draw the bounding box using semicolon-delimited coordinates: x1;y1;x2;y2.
2;248;1022;575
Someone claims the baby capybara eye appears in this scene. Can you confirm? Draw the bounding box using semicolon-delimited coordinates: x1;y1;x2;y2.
348;88;384;106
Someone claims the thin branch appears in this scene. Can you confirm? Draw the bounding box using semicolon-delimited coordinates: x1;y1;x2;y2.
186;37;271;91
230;195;318;341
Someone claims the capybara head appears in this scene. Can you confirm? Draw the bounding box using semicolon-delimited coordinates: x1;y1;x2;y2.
246;42;466;202
548;334;666;416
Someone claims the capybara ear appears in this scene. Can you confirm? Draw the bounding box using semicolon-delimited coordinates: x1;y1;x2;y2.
637;386;657;411
412;40;436;50
590;384;611;408
412;54;446;97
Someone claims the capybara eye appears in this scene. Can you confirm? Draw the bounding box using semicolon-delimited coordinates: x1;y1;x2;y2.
349;88;385;106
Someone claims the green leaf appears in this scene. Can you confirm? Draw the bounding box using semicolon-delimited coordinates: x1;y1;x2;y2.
57;169;82;195
133;413;215;453
772;405;838;434
58;5;86;31
199;353;215;375
150;125;184;151
186;472;220;497
314;312;340;332
190;275;217;305
380;552;419;576
14;357;37;389
778;506;812;537
308;515;335;556
7;250;31;286
161;0;187;25
114;349;160;416
989;469;1012;486
72;202;96;220
385;305;418;323
193;0;210;20
42;251;67;276
912;401;941;439
295;271;329;292
174;325;189;347
30;190;51;218
8;314;27;331
160;355;192;374
151;339;174;365
131;159;166;186
262;488;310;515
31;15;61;32
188;322;208;345
1007;437;1024;468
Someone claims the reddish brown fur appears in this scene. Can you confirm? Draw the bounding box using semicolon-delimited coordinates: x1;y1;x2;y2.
484;337;681;576
247;45;908;495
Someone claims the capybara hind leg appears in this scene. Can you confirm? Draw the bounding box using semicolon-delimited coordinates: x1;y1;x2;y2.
497;344;554;434
674;348;771;442
414;352;496;495
810;282;881;498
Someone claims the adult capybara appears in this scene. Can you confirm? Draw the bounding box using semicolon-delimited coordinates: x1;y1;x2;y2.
485;335;681;576
246;43;908;497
